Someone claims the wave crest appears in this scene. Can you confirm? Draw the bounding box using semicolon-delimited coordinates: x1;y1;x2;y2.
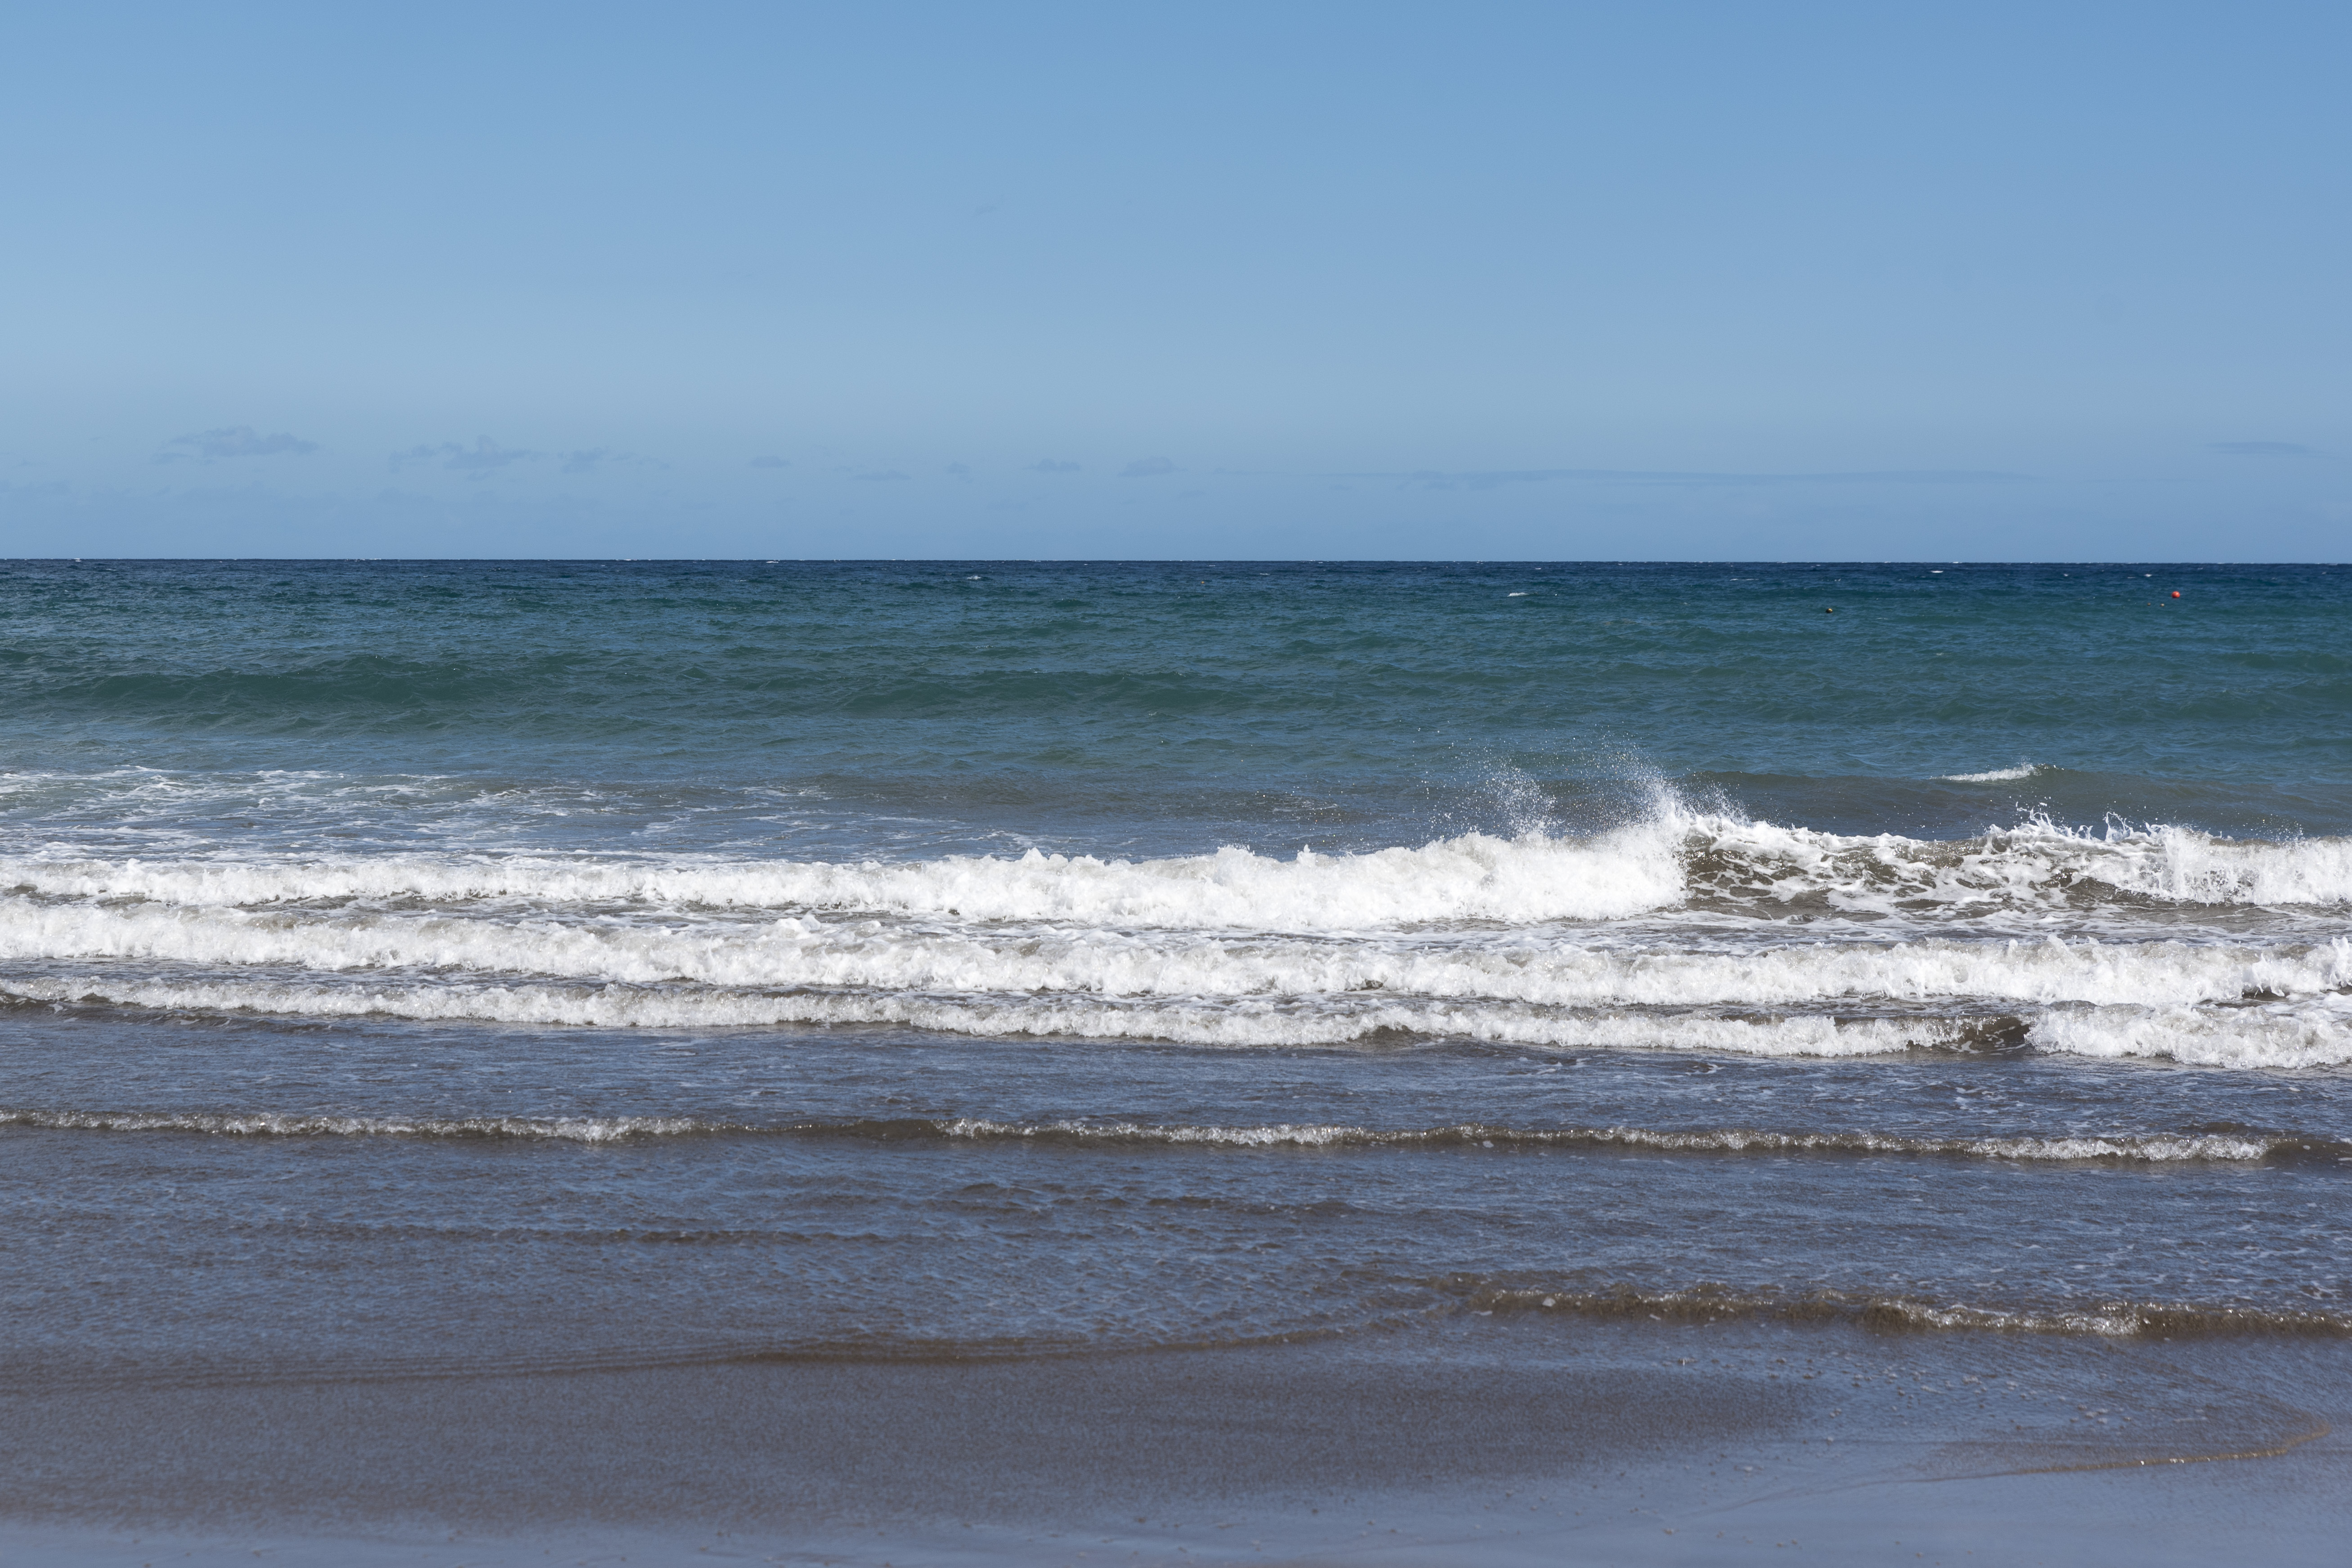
4;809;2348;933
3;798;2347;1065
1446;1279;2352;1338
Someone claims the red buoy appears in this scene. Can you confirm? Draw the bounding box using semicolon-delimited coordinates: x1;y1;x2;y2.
2171;591;2182;599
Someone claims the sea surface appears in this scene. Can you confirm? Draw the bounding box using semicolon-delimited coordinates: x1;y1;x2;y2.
2;559;2348;1564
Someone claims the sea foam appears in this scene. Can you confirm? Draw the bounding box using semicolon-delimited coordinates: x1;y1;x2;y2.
7;1107;2323;1162
5;806;2348;1065
3;809;2346;929
2;899;2348;1008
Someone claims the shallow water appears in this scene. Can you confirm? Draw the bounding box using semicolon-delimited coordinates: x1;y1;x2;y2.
1;560;2347;1558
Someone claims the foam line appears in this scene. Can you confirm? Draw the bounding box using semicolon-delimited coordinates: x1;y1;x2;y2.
2;899;2347;1008
2;811;2348;928
5;1108;2329;1160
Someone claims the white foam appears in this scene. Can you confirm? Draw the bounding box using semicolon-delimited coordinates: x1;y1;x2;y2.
4;809;2345;937
0;826;1686;930
0;974;1965;1054
936;1120;2290;1161
4;804;2347;1065
0;1109;695;1141
1939;763;2043;782
14;959;2348;1063
6;1109;2296;1160
940;1117;1369;1147
1;899;2345;1010
2028;995;2352;1071
1682;814;2352;913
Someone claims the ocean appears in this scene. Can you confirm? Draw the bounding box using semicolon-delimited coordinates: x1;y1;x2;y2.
3;559;2348;1565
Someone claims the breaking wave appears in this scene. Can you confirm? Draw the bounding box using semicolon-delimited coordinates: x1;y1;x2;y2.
4;900;2350;1005
1939;763;2046;783
0;829;1684;929
1;810;2348;929
3;795;2348;1064
1678;814;2352;916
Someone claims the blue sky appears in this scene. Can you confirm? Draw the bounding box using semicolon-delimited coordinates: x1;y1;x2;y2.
2;1;2344;559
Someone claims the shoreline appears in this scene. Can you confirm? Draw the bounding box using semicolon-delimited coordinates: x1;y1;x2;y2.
5;1321;2345;1566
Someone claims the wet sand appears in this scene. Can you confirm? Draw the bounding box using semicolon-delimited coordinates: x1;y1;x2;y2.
5;1320;2345;1566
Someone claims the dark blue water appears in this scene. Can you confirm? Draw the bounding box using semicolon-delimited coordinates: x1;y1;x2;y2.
4;560;2345;842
